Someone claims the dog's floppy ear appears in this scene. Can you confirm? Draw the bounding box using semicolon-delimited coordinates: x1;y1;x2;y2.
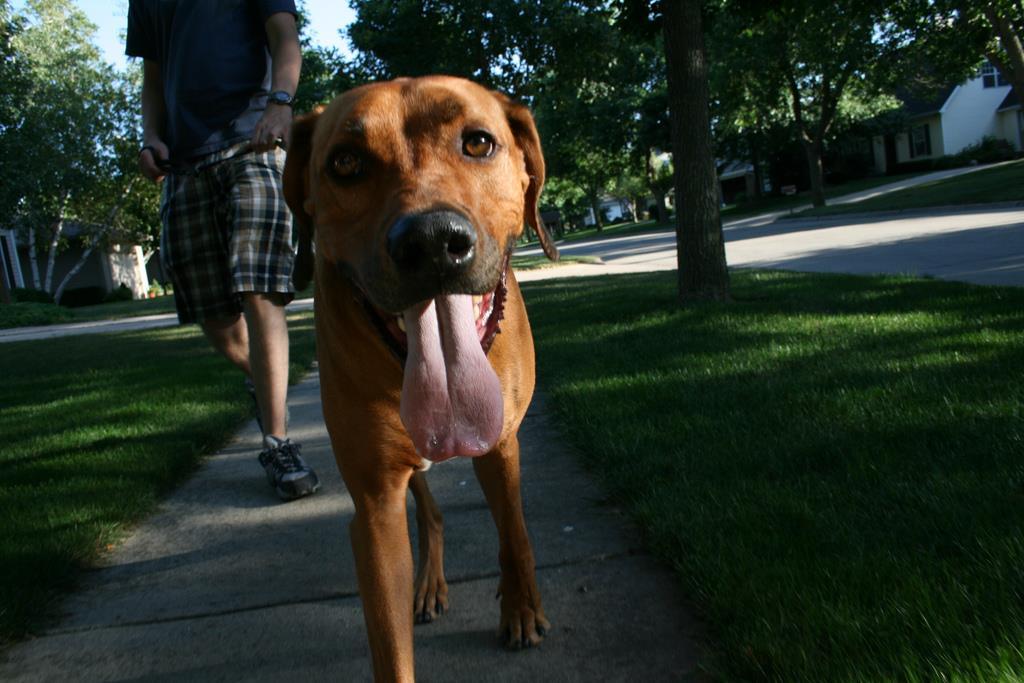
284;107;323;292
495;92;558;261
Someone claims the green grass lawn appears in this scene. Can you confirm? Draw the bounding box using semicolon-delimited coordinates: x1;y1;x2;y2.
0;294;181;330
0;312;316;645
798;160;1024;218
522;270;1024;682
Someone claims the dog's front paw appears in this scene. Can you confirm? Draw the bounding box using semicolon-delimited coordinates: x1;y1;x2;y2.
497;592;550;649
413;567;449;624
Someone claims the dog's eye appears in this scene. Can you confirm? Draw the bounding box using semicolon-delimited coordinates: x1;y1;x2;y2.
329;151;362;179
462;132;496;159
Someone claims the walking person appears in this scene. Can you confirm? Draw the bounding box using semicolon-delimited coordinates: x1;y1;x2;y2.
127;0;319;501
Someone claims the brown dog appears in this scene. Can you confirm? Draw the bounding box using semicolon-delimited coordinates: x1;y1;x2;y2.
282;76;559;681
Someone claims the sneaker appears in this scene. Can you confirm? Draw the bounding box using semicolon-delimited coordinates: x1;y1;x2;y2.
258;436;320;501
245;377;289;436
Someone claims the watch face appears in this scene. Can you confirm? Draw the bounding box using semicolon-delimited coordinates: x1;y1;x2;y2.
270;91;293;105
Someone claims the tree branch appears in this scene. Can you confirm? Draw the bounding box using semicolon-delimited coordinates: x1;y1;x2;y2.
983;4;1024;81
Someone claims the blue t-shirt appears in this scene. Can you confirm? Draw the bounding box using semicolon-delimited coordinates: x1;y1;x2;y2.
126;0;297;160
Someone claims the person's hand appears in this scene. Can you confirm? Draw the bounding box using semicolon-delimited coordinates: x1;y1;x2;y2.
139;139;170;183
252;104;292;151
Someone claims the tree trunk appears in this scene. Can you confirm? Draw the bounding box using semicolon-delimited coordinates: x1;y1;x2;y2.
43;215;64;294
43;190;70;294
751;143;764;198
589;195;604;231
53;241;97;304
27;226;41;290
52;177;136;303
803;138;826;208
663;0;730;301
652;188;669;224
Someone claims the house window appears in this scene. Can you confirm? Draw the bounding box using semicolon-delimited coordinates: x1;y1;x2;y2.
909;124;932;158
980;61;1009;88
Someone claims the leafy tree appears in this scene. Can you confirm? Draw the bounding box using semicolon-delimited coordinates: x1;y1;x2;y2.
611;167;647;222
295;41;363;113
535;78;634;231
348;0;640;233
55;63;162;302
632;80;673;223
896;1;1024;107
645;148;673;224
718;1;912;208
970;2;1024;103
293;1;365;113
540;176;588;234
5;0;156;302
0;0;26;304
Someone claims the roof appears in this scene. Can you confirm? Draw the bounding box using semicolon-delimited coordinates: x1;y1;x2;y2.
897;84;957;118
998;88;1020;111
717;160;753;181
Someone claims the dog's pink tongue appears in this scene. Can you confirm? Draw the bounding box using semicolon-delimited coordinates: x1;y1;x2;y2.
400;295;503;461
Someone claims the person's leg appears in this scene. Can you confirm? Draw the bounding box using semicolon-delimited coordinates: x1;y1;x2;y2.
227;145;317;501
241;292;289;438
200;314;252;377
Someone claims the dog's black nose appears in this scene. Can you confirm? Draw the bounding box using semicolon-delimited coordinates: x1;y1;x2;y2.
387;210;477;279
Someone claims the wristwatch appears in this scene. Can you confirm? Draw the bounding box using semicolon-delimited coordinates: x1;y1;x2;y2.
267;90;294;107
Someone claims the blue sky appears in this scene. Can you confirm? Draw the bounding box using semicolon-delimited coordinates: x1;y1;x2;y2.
15;1;356;68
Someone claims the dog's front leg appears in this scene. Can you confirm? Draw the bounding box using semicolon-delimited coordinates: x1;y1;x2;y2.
473;434;550;649
348;469;416;682
409;471;449;624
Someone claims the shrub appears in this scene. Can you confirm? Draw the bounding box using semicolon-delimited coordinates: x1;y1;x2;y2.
0;302;74;329
59;286;107;308
104;283;134;303
11;287;54;304
954;136;1015;164
894;136;1017;175
893;158;937;174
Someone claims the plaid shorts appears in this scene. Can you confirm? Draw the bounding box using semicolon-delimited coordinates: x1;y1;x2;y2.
160;142;296;324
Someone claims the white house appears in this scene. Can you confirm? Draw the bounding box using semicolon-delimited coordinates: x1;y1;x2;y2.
582;196;635;226
1;225;152;302
872;61;1023;173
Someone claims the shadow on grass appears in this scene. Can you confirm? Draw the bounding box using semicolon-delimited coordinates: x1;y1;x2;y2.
522;270;1024;682
0;313;317;644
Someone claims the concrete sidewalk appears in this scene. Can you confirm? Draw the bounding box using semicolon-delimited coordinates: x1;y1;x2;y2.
0;369;704;681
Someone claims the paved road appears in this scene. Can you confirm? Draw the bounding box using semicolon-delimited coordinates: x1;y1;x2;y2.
516;161;1024;287
517;204;1024;287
